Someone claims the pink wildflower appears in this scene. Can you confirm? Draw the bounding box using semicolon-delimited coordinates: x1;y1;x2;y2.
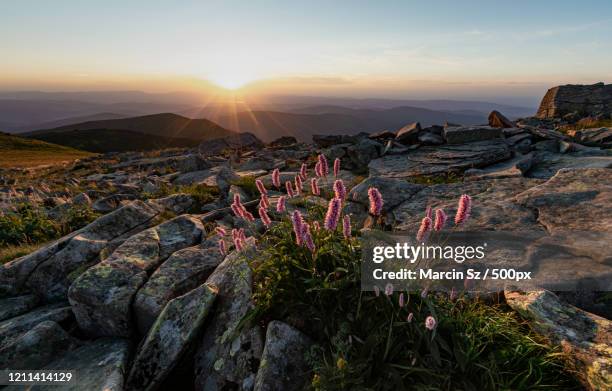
231;203;244;218
455;194;472;225
218;239;226;255
368;187;383;216
291;210;305;245
259;194;269;209
450;287;458;301
276;196;286;213
374;286;380;297
294;175;303;195
215;226;227;237
302;223;315;253
407;313;414;323
271;168;281;188
421;288;429;298
233;193;242;206
318;154;329;176
243;211;255;222
314;161;323;178
425;206;432;219
238;228;246;241
300;163;307;180
342;215;351;239
234;236;244;252
259;207;271;227
333;158;341;177
310;178;320;195
255;179;267;196
333;179;346;200
416;216;432;243
434;209;447;232
385;283;394;296
399;293;405;307
324;197;342;230
285;181;295;198
425;316;437;331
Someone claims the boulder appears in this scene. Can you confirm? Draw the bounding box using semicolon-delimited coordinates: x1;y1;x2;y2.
312;134;364;148
173;164;239;194
254;321;314;391
537;82;612;119
194;242;264;391
345;139;382;172
505;290;611;390
21;200;161;302
488;110;515;128
395;122;421;144
0;320;75;370
369;139;512;179
443;126;503;144
149;193;195;214
268;136;298;147
69;215;204;337
92;194;136;213
567;127;612;148
126;283;217;391
0;294;39;322
348;177;423;213
417;131;445;145
0;303;73;349
526;149;612;179
199;133;263;157
133;240;224;334
368;130;396;140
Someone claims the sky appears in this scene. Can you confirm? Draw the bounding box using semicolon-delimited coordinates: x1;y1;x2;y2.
1;0;611;105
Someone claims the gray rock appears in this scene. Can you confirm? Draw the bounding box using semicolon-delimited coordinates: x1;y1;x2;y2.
464;152;533;180
505;289;611;390
194;241;264;391
254;321;313;391
199;133;263;157
395;122;421;144
369;139;512;179
348;177;423;213
417;131;445;145
444;126;503;144
0;320;75;370
92;194;136;213
127;283;217;391
0;294;39;321
0;303;72;349
173;164;238;194
229;185;252;204
536;82;612;119
312;134;364;148
257;171;298;189
345;139;382;172
149;193;195;214
134;240;224;334
21;200;161;302
567;127;612;148
368;130;396;140
527;150;612;179
69;215;204;337
268;136;298;147
533;139;559;152
488;110;515;128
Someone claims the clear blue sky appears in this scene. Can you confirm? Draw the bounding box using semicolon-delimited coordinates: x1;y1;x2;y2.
1;1;611;104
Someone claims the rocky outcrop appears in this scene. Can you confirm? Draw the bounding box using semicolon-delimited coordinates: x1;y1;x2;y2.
369;139;511;179
133;240;224;334
0;320;75;370
505;290;611;390
567;127;612;148
488;110;515;128
395;122;421;144
0;294;39;321
126;283;217;391
254;321;314;391
68;215;204;337
537;82;612;119
444;126;503;144
199;133;263;157
0;303;73;348
348;177;423;213
194;242;264;391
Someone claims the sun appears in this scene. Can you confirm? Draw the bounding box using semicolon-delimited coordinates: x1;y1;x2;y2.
207;68;258;90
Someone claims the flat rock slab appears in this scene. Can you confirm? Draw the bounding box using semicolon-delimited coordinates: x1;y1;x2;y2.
69;215;204;337
392;177;543;232
527;150;612;179
134;240;224;334
254;321;313;391
348;177;423;213
127;283;217;391
3;338;132;391
505;290;611;390
369;140;511;179
0;320;75;370
0;303;72;349
5;200;161;301
444;126;503;144
194;242;264;391
516;168;612;233
0;294;39;321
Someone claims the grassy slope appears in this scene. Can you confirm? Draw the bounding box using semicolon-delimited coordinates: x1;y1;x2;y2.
0;132;94;168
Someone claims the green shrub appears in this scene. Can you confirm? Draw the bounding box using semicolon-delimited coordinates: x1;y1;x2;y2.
229;176;259;198
246;214;578;390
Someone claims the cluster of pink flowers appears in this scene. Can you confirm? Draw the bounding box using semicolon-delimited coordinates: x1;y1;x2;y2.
271;168;281;188
368;187;383;216
294;175;303;195
434;209;447;231
231;194;254;222
324;197;342;230
455;194;472;225
285;181;295;198
310;178;320;195
276;195;286;212
231;228;247;251
333;179;346;200
416;216;432;243
299;163;307;180
333;158;340;177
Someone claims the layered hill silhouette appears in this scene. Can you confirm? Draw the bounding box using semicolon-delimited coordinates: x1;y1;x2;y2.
212;105;487;142
25;113;236;152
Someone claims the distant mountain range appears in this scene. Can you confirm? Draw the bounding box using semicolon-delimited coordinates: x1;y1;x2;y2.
24;113;236;153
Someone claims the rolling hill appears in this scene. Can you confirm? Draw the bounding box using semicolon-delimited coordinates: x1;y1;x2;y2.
24;113;237;152
0;132;94;168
